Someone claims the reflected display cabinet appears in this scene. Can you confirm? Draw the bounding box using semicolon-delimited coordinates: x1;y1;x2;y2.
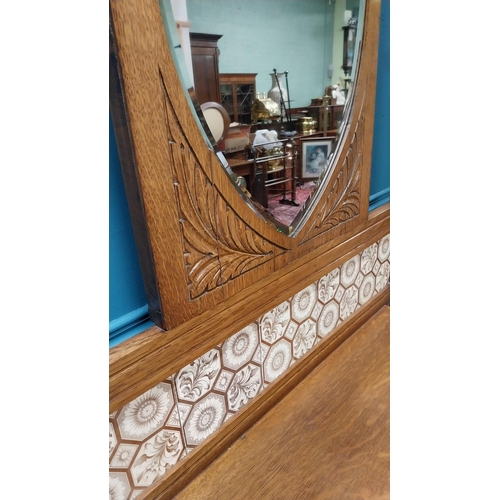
220;73;257;124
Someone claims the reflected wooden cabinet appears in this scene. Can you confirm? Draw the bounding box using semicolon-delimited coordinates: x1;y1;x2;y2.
220;73;257;125
190;32;223;105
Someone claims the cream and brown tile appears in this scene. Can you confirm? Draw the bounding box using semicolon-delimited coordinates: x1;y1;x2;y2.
109;234;390;500
109;376;187;500
260;300;294;384
174;322;264;449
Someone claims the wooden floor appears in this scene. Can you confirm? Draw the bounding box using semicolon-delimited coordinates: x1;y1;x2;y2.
174;305;390;500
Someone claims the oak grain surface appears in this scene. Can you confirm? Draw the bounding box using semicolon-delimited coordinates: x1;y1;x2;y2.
173;306;390;500
109;0;381;331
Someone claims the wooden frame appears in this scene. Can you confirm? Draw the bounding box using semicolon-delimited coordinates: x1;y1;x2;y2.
109;0;382;409
301;137;335;179
108;2;389;495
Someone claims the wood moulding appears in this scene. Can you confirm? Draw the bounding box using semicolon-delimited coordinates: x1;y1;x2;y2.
109;0;382;332
109;204;389;414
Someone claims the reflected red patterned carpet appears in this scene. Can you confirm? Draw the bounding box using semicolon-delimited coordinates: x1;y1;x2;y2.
267;182;315;227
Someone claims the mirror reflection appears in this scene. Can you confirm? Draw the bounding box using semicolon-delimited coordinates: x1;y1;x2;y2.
160;0;363;233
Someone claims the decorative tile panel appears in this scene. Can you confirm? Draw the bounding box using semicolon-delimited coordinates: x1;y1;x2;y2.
174;321;264;450
109;377;187;500
109;234;390;500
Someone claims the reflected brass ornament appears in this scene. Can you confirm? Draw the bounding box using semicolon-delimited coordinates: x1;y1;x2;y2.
251;98;281;123
298;116;317;133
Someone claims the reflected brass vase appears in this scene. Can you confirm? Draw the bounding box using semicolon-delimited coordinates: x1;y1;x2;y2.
298;116;317;133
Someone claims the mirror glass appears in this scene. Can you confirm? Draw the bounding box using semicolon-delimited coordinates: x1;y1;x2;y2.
158;0;364;234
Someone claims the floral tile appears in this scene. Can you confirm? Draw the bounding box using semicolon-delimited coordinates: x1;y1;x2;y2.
291;283;317;323
259;301;294;384
173;322;264;449
340;255;360;288
109;234;390;497
359;273;376;305
316;300;340;339
361;243;378;274
318;268;340;304
109;376;187;500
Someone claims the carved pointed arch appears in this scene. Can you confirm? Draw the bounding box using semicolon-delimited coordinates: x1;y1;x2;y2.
160;69;288;301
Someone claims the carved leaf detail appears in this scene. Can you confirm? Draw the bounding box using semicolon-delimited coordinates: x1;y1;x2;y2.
300;108;365;243
159;70;286;299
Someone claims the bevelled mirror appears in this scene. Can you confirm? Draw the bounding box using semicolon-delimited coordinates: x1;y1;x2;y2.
158;0;365;235
109;0;380;330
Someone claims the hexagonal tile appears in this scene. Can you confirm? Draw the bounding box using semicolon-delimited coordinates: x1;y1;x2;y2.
130;428;185;487
227;363;263;412
260;301;291;345
375;261;390;292
361;243;378;274
318;268;340;304
175;349;221;403
109;422;117;458
292;319;317;359
109;472;131;500
339;285;359;320
117;382;174;441
222;324;259;371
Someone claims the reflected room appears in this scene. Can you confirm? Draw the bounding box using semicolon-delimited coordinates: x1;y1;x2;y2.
162;0;362;232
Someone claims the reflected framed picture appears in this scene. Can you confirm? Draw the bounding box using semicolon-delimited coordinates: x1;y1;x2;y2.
301;138;334;179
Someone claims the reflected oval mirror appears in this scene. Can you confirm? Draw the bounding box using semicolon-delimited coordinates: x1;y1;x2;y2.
159;0;364;235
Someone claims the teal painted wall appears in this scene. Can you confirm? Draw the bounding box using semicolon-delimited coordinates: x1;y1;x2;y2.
187;0;335;107
109;113;152;347
369;0;389;209
109;0;389;345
